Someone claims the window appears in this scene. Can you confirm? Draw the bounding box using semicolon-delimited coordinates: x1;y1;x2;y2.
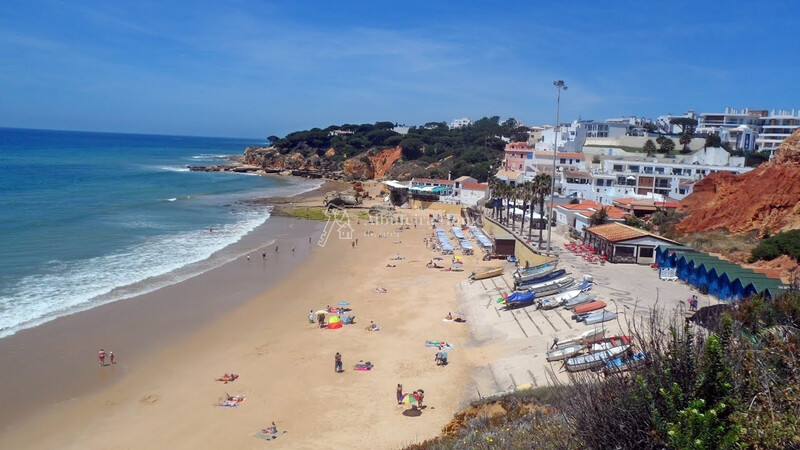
628;165;640;173
613;164;623;171
560;158;566;164
639;247;654;259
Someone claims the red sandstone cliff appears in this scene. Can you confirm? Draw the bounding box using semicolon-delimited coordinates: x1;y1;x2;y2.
676;128;800;234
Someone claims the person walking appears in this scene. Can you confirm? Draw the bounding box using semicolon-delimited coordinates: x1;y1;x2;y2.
396;384;404;404
109;351;115;365
335;352;343;373
98;349;106;366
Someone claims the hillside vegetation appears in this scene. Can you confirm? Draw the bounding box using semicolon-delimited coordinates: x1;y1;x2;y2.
408;292;800;449
267;117;528;181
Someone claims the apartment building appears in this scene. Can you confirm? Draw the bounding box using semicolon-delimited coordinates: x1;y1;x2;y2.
757;109;800;156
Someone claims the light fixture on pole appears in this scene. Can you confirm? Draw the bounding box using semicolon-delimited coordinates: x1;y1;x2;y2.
546;80;567;252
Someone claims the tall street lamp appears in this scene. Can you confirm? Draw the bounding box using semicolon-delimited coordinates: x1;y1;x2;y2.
546;80;567;252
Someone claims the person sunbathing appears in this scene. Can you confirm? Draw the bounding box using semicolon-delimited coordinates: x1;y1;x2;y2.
373;287;387;293
386;264;396;267
368;321;382;331
445;312;453;320
262;422;278;434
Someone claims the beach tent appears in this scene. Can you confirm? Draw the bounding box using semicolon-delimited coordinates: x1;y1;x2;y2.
328;315;342;329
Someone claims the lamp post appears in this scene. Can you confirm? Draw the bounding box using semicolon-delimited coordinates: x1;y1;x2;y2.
546;80;567;252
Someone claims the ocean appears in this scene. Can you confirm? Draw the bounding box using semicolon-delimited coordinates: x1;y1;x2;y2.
0;127;319;338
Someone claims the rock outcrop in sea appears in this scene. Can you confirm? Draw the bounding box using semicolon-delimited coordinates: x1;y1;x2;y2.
676;127;800;235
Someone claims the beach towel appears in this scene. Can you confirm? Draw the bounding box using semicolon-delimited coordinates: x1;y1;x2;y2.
254;431;286;441
215;374;239;383
217;395;245;407
425;341;454;349
354;361;374;371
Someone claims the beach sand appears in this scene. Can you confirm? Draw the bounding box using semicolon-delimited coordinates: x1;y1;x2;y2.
0;182;489;449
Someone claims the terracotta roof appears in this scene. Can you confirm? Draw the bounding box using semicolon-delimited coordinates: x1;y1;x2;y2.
412;178;455;185
558;200;602;211
577;206;630;220
585;223;647;242
461;182;488;190
494;170;521;180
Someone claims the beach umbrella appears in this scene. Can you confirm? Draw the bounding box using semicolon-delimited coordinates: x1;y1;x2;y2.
315;310;328;316
337;301;350;306
400;393;417;404
328;315;342;329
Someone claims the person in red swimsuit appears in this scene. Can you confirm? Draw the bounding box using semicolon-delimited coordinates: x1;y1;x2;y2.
98;349;106;366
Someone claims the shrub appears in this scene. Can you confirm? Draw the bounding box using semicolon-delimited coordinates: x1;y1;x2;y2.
750;229;800;262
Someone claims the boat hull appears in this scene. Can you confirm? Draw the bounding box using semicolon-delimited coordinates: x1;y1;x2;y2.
573;301;607;315
584;311;616;325
565;344;631;372
471;267;504;280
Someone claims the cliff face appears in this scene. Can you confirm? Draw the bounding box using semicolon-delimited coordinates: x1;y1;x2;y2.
676;128;800;234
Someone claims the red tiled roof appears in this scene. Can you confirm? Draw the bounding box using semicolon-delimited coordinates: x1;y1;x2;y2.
577;206;629;220
585;223;647;242
559;200;602;211
462;182;488;190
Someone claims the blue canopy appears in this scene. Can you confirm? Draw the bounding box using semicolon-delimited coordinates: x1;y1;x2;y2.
505;292;536;304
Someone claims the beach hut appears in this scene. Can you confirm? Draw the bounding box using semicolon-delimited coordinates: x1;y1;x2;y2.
492;232;516;257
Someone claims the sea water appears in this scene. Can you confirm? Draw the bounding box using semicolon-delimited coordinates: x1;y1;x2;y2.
0;127;319;338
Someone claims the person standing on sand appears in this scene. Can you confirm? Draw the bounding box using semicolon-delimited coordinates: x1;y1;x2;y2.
262;251;266;260
396;384;403;404
98;349;106;366
109;351;115;365
275;245;279;253
247;254;251;262
309;310;315;324
335;352;343;373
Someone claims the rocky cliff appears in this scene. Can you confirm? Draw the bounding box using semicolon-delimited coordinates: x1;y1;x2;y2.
677;128;800;234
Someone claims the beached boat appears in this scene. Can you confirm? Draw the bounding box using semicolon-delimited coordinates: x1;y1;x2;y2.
602;352;647;373
564;344;631;372
537;289;581;310
522;275;573;293
563;293;597;309
583;310;617;325
555;327;606;349
587;335;632;353
470;267;504;281
503;291;536;307
572;301;607;315
514;269;567;288
514;261;559;282
546;344;583;362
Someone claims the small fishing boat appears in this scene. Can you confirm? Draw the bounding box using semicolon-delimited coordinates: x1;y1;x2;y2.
587;335;632;353
514;268;564;285
523;275;574;293
514;260;558;281
555;327;606;349
583;310;617;325
601;352;647;374
564;344;631;372
470;267;504;281
563;293;597;309
537;289;581;310
572;301;607;315
502;291;536;307
546;344;583;362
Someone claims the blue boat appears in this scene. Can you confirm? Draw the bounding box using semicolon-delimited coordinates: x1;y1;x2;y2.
513;260;558;282
504;291;536;305
514;269;567;287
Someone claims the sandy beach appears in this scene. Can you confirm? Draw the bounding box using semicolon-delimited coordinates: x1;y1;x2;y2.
0;181;492;449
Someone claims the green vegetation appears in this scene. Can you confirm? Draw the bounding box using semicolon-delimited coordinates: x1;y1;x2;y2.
488;174;551;244
269;117;527;181
273;206;330;221
407;292;800;449
750;229;800;262
588;206;608;225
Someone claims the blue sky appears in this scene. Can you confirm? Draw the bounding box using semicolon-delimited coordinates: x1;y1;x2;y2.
1;1;798;139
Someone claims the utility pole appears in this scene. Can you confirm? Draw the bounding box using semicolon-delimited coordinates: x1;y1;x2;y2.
546;80;567;252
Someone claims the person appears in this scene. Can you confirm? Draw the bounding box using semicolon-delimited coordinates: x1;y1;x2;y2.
396;384;404;404
352;240;355;248
109;351;115;365
308;310;315;324
292;246;295;254
318;313;325;328
262;251;266;260
247;254;250;262
98;349;106;366
413;389;424;409
686;296;693;309
435;350;444;364
335;352;343;373
551;337;559;350
309;236;312;244
691;295;699;311
355;238;358;246
445;312;453;320
262;421;278;434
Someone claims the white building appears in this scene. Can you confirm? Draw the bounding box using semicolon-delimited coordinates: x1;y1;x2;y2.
449;117;472;129
656;111;698;135
756;109;800;157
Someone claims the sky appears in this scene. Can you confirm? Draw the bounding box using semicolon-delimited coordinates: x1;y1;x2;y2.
1;1;799;139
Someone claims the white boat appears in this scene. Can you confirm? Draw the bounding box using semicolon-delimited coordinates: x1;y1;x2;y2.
583;311;616;325
514;261;559;282
555;327;606;349
546;344;583;362
563;293;597;309
565;344;632;372
537;289;582;310
523;276;574;293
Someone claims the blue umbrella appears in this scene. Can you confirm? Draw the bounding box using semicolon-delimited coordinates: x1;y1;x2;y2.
338;301;350;306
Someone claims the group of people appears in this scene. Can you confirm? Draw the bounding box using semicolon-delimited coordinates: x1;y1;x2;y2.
396;384;425;409
687;294;699;311
98;348;115;366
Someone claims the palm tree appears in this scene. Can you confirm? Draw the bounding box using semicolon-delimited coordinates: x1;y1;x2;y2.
517;181;531;236
487;176;500;219
510;184;520;231
532;173;552;245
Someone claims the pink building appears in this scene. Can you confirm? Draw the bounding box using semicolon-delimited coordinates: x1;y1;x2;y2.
503;142;533;171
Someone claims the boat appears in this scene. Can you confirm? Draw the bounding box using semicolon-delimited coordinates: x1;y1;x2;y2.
514;261;559;282
470;267;504;281
503;291;536;306
522;275;573;293
564;344;632;372
563;293;597;309
546;344;583;362
514;269;567;288
572;301;607;315
587;335;632;353
537;289;582;310
583;310;617;325
555;327;606;349
601;352;647;373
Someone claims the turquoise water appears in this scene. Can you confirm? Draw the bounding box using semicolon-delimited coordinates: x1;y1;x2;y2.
0;128;317;337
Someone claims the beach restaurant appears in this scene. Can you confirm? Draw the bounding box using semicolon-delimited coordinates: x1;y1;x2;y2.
582;222;680;264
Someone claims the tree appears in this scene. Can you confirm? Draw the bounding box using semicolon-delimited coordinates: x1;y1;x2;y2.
704;134;722;148
532;173;551;244
589;207;608;225
643;139;657;156
267;135;280;145
669;117;698;135
679;132;693;153
643;121;657;133
399;137;424;159
658;137;676;154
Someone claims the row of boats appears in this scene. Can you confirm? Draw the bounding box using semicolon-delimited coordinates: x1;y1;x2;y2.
545;329;645;373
